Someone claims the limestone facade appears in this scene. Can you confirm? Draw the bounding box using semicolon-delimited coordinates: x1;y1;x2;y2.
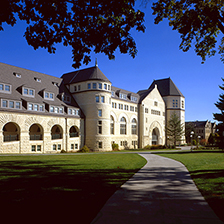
0;62;185;153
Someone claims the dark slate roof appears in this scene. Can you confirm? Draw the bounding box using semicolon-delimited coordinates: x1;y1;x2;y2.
185;121;208;128
111;86;139;104
0;62;81;117
149;78;184;97
137;86;154;103
61;66;111;84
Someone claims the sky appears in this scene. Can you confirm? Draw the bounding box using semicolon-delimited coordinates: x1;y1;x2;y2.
0;2;223;122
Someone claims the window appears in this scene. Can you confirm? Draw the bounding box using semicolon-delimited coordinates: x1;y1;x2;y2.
28;103;33;110
131;118;137;135
104;84;107;90
98;142;102;149
130;106;134;112
37;145;41;151
101;96;105;103
154;101;158;106
182;100;184;109
131;96;137;102
58;144;61;151
0;83;11;93
110;116;114;134
75;144;78;149
98;121;102;134
74;86;77;91
99;83;102;89
151;109;160;115
53;144;57;150
88;83;91;89
111;91;115;97
124;105;129;110
96;95;99;103
93;83;97;89
145;108;149;113
173;99;178;108
23;87;34;96
31;145;36;152
120;93;127;100
119;104;123;110
34;104;38;111
27;103;44;112
49;105;64;114
71;144;74;150
34;77;41;82
78;85;81;91
98;109;102;117
2;99;21;110
15;102;21;109
14;73;21;78
44;91;54;100
108;85;110;90
135;107;138;112
9;101;14;108
120;117;126;135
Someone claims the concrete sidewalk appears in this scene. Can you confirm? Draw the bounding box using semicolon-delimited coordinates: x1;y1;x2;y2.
92;153;222;224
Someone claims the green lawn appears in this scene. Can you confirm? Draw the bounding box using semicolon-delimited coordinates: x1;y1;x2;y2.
0;154;146;223
157;151;224;222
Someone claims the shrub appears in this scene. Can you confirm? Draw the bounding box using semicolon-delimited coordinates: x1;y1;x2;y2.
78;145;90;153
192;139;197;145
60;149;67;153
200;139;207;146
112;143;119;151
144;145;151;150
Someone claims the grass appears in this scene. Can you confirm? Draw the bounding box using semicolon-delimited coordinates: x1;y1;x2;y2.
157;150;224;222
0;154;146;224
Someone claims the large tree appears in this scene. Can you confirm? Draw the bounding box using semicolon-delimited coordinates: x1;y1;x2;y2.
150;0;224;63
0;0;145;68
166;112;185;147
214;78;224;148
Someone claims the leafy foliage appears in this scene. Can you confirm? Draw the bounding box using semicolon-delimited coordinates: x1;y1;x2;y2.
151;0;224;63
78;145;90;153
0;0;145;68
166;112;185;147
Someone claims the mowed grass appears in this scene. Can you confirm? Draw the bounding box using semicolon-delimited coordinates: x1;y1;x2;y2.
157;151;224;222
0;154;146;223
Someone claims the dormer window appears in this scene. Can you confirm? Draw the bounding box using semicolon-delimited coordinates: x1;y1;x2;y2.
120;93;127;100
13;72;21;78
111;91;114;97
34;77;41;82
44;91;54;100
52;82;58;87
131;96;137;102
23;87;35;97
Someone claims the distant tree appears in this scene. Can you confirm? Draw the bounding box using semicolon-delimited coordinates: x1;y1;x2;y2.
208;133;219;146
214;78;224;149
146;0;224;64
0;0;145;68
166;112;185;147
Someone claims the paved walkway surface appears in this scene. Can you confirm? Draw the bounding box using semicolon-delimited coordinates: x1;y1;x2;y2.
92;153;223;224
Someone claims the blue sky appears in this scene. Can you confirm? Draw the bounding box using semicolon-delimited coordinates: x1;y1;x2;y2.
0;2;223;122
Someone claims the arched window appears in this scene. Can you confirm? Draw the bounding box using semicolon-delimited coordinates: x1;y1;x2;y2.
29;124;43;140
131;118;137;135
69;126;79;138
110;116;114;135
3;122;20;142
120;117;126;135
51;125;63;140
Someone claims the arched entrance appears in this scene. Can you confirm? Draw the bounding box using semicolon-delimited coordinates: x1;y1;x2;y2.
152;127;160;145
51;125;63;140
29;124;43;140
3;122;20;142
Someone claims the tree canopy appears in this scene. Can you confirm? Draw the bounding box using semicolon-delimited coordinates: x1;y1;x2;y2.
0;0;145;68
151;0;224;63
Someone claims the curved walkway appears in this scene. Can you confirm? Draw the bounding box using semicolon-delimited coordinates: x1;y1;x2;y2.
92;153;222;224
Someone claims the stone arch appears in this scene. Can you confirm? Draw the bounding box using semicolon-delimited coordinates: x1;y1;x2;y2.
110;111;117;122
29;123;43;140
118;112;129;123
149;121;163;145
2;122;20;142
69;126;79;138
51;124;63;140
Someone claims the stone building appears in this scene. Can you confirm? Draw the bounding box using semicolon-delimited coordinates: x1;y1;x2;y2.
0;62;185;153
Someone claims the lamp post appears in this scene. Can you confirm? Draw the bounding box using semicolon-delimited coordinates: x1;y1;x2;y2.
190;131;194;151
198;136;201;148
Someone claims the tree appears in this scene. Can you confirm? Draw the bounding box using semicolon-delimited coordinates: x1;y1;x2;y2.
214;77;224;149
0;0;145;68
150;0;224;63
166;112;185;147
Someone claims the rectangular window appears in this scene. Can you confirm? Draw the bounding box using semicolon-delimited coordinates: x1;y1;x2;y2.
98;142;102;148
96;95;99;103
45;91;54;100
0;84;3;90
75;144;78;149
59;107;63;113
2;100;7;108
112;102;114;108
98;109;102;117
24;88;28;95
88;83;91;89
108;85;110;90
53;144;56;150
9;101;14;108
93;83;97;89
50;93;54;99
99;83;102;89
145;108;148;113
101;96;105;103
111;91;114;97
50;106;54;113
78;85;81;91
130;106;134;111
34;104;38;111
37;145;41;151
29;89;34;95
182;100;184;109
58;144;61;151
31;145;36;152
39;105;44;111
135;107;138;112
55;107;59;113
15;102;21;109
5;85;10;92
74;86;77;91
45;92;49;98
71;144;74;150
154;101;158;106
28;103;33;110
104;84;107;90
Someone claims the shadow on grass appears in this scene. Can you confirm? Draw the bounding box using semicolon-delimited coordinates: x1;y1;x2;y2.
0;160;138;224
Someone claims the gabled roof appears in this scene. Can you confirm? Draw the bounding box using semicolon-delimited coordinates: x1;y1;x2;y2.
62;66;111;84
137;86;154;103
149;78;184;97
185;120;209;128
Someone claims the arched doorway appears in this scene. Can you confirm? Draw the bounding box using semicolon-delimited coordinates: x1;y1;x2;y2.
29;124;43;140
69;126;79;138
3;122;20;142
152;128;160;145
51;125;63;140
